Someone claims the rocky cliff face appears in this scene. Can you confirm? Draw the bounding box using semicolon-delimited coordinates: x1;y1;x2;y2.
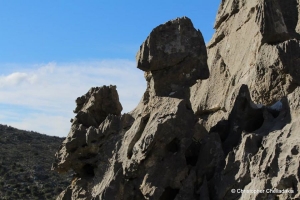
53;1;300;199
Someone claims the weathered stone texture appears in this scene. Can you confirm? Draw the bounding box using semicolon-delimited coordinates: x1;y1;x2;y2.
137;17;209;97
53;1;300;199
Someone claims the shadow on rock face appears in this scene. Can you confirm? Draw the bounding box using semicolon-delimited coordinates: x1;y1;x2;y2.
52;1;300;197
211;84;292;157
200;85;293;200
257;0;300;44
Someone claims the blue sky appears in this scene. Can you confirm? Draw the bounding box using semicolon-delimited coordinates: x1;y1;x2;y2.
0;1;220;137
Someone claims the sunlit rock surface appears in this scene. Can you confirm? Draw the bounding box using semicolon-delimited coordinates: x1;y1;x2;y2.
53;1;300;199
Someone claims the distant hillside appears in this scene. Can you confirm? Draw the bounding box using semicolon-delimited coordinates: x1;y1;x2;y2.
0;124;71;200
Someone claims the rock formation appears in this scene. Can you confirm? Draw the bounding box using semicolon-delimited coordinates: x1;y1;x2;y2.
53;1;300;199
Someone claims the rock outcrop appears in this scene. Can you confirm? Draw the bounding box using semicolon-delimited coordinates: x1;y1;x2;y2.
136;17;209;97
53;1;300;199
189;0;300;199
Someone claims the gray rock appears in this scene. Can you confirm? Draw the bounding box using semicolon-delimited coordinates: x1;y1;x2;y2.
73;85;123;127
137;16;209;96
52;85;123;175
189;0;300;199
53;1;300;199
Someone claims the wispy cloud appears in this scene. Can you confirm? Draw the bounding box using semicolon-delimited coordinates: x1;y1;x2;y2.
0;60;146;137
0;72;37;87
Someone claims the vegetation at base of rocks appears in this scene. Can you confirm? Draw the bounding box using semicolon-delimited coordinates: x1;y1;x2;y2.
0;124;71;200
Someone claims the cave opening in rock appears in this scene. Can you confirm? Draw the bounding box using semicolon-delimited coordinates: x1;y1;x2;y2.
185;155;199;166
222;86;266;155
230;95;265;133
243;108;264;132
159;187;179;200
82;164;95;177
185;141;200;166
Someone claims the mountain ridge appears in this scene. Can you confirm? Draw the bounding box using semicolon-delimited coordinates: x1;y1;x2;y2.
0;124;71;200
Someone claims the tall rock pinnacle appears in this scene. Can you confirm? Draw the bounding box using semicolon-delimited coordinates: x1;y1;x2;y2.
53;17;211;200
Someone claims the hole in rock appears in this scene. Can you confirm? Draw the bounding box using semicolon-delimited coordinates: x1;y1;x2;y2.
264;166;270;175
291;146;299;155
159;187;179;200
243;108;264;132
185;155;198;166
82;164;95;177
232;96;265;133
234;99;264;133
185;141;200;166
166;138;180;153
222;86;291;157
223;85;265;155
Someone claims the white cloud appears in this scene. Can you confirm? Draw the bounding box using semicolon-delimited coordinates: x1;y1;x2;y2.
0;72;38;87
0;60;146;137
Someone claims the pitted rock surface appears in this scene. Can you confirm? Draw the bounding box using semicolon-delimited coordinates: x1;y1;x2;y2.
53;2;300;199
52;85;123;175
